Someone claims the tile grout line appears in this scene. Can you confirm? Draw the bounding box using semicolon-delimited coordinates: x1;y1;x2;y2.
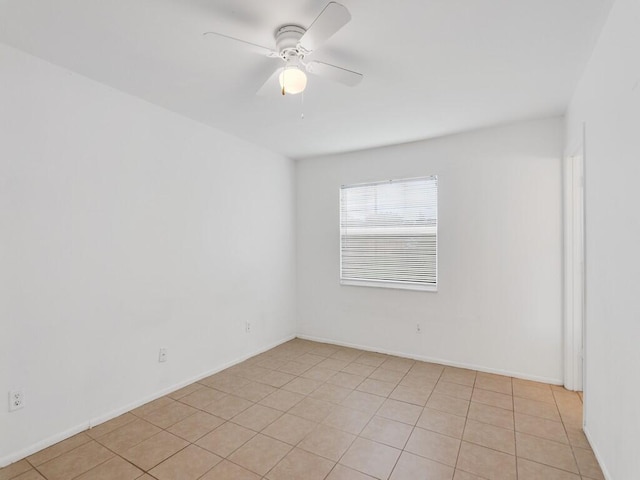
452;369;475;479
515;385;591;478
376;358;420;480
27;437;118;480
304;347;374;479
556;388;585;479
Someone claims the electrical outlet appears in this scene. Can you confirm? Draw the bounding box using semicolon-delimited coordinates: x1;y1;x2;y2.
416;323;422;334
245;321;251;333
158;348;167;363
9;390;24;412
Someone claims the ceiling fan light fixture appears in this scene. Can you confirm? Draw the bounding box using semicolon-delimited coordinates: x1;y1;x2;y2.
279;66;307;95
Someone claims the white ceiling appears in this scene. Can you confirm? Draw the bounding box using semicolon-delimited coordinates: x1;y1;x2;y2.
0;0;613;159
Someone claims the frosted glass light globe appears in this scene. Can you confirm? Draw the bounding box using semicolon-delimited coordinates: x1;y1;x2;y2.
279;67;307;95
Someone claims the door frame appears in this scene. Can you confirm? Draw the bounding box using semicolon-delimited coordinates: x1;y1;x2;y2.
563;127;586;392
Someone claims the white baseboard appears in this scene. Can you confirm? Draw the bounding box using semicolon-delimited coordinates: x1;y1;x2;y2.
0;334;295;468
583;425;612;480
296;334;563;385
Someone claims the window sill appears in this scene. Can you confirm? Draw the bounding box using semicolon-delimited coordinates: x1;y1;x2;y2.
340;279;437;292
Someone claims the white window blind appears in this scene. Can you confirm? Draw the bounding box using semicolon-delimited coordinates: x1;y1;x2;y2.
340;176;438;291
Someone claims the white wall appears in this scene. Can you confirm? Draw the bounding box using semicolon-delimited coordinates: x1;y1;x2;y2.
565;0;640;478
0;44;296;465
296;118;564;382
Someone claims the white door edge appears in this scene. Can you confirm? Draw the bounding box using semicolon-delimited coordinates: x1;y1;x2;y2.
563;134;585;392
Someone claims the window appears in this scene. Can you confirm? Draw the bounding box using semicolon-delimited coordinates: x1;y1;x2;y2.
339;176;438;291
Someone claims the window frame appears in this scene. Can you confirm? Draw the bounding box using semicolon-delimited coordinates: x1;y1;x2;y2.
339;175;438;292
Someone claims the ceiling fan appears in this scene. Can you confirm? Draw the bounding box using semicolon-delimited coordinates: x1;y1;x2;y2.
203;2;363;96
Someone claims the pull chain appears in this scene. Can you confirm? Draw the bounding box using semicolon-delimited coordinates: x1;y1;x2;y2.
300;91;305;120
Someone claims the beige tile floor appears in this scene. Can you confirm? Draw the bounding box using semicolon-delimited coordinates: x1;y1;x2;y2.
1;339;604;480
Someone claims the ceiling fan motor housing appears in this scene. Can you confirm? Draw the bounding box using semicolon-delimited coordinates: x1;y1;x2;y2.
275;25;306;58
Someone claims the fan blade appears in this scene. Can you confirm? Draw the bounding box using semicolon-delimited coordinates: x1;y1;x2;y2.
203;31;279;57
298;2;351;53
305;60;363;86
256;68;284;96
